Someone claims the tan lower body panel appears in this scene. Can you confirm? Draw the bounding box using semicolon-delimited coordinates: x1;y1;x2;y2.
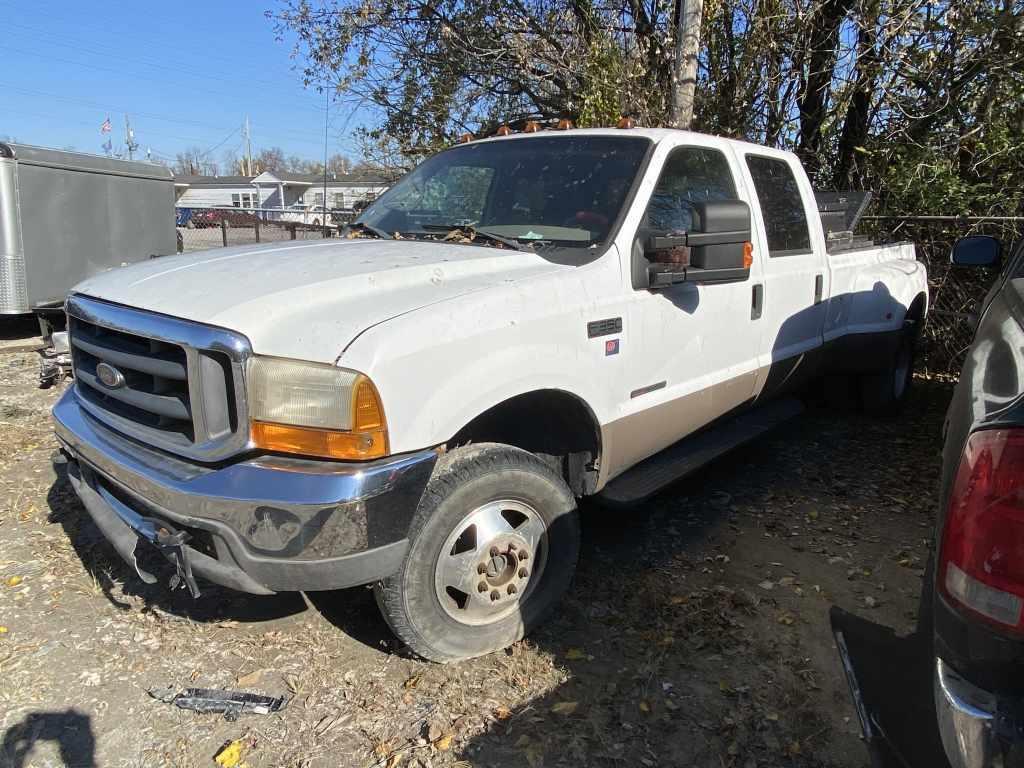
599;370;758;487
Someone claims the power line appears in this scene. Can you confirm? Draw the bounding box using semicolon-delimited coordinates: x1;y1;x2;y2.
2;82;337;147
0;19;317;95
0;44;332;121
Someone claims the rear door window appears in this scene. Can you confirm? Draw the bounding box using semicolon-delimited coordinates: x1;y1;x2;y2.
745;156;812;256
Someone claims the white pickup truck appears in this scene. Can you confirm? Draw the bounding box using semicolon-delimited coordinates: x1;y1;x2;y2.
52;128;927;661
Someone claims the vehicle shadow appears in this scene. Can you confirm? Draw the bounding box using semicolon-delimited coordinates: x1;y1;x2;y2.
45;461;306;625
1;709;96;768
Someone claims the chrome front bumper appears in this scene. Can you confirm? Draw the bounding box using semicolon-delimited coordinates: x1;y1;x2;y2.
53;387;437;594
935;657;1014;768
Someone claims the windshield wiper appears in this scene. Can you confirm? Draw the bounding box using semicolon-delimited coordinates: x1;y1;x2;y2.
346;221;392;240
418;224;528;252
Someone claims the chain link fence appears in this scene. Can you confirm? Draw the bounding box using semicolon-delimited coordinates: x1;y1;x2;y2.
175;207;358;253
863;216;1024;375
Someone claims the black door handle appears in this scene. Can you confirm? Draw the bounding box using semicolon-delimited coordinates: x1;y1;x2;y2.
814;274;823;304
751;283;764;320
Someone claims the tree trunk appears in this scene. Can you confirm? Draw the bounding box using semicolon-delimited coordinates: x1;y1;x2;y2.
832;1;880;189
668;0;704;129
795;0;855;179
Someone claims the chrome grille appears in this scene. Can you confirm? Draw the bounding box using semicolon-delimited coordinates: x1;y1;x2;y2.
66;294;252;462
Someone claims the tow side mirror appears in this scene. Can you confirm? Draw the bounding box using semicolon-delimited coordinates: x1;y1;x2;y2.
951;235;1001;268
644;200;753;288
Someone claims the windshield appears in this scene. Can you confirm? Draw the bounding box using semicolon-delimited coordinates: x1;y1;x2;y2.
355;135;651;254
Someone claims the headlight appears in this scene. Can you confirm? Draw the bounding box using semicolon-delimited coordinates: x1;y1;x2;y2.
247;356;388;460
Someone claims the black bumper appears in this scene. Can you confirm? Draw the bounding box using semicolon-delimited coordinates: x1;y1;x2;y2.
53;387;437;595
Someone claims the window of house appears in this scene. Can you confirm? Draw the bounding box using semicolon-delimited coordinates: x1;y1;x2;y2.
333;192;345;209
643;146;737;233
744;156;811;256
231;192;257;208
314;192;325;207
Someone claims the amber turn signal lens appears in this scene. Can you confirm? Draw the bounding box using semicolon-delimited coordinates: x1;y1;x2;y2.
458;133;474;144
616;116;635;129
556;119;573;130
523;121;541;133
495;125;512;136
352;376;385;431
252;421;389;460
743;242;753;269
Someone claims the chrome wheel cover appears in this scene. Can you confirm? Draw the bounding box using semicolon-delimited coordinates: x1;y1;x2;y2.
434;499;548;626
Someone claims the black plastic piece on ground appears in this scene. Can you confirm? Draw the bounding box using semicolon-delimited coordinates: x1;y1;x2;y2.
148;687;286;721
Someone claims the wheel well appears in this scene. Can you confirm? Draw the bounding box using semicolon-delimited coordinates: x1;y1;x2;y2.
448;390;601;496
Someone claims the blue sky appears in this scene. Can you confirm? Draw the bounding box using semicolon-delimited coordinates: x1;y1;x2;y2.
0;0;370;167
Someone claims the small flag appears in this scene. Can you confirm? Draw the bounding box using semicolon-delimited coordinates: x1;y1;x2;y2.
100;116;112;134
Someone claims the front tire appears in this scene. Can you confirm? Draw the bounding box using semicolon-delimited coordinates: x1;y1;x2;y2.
375;443;580;662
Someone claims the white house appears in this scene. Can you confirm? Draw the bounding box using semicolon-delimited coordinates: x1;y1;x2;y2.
174;170;391;212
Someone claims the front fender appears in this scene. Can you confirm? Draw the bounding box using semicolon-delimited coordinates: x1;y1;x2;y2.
338;265;623;455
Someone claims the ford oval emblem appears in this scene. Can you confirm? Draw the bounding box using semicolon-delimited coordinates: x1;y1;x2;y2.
95;362;126;389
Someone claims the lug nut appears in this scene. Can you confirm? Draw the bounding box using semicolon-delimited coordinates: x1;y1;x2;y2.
478;581;488;593
518;550;529;561
507;584;517;595
519;568;529;579
490;590;500;601
489;546;500;557
477;563;487;574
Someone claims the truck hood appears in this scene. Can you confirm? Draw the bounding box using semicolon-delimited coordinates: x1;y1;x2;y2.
73;239;569;363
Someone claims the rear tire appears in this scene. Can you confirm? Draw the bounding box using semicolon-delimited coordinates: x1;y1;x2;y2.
375;443;580;662
861;323;916;414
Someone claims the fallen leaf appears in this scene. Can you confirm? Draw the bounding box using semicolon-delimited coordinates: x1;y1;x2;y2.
386;754;403;768
404;674;421;689
236;670;263;687
638;700;651;713
495;705;512;720
758;580;774;590
565;647;587;661
0;626;7;635
551;701;578;716
6;576;22;588
434;732;454;751
214;740;244;768
788;740;802;756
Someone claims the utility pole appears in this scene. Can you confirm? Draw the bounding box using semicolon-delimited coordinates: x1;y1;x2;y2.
322;87;329;233
668;0;703;129
244;116;254;176
124;114;139;160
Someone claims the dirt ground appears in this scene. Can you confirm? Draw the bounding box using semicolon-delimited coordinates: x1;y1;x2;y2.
0;320;948;768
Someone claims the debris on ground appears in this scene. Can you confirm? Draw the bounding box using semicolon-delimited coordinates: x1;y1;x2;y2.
148;686;287;720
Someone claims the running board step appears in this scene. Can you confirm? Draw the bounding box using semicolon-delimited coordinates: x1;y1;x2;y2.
598;397;804;505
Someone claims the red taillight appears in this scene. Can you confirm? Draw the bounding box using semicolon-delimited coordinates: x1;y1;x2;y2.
940;429;1024;633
